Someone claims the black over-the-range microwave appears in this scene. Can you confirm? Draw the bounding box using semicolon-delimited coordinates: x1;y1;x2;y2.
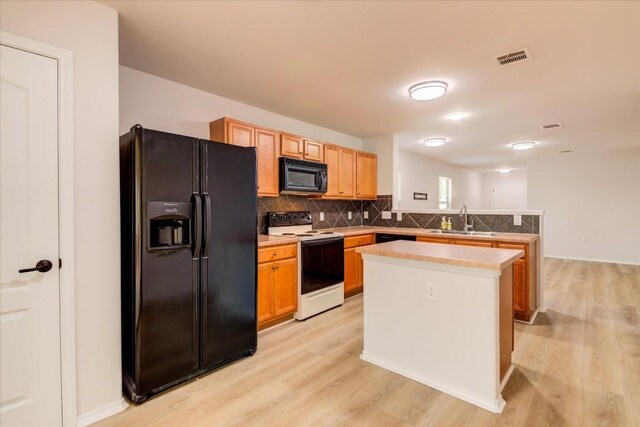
279;157;328;194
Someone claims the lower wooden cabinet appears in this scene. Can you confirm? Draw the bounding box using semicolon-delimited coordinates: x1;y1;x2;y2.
257;244;298;330
496;242;537;322
344;234;374;297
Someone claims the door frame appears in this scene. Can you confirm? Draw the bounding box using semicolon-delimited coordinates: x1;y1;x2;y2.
1;31;77;426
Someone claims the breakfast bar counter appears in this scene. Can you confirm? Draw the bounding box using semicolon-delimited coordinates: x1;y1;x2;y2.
356;241;523;413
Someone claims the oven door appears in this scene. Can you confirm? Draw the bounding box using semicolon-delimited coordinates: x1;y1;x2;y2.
300;237;344;295
280;157;327;194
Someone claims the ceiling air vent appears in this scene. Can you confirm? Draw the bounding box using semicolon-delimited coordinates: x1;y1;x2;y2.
541;123;563;130
494;48;532;66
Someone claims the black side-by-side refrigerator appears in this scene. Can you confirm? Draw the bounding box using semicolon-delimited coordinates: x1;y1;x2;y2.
120;125;257;403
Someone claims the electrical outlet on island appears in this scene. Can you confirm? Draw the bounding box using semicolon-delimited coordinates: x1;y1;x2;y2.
426;283;437;301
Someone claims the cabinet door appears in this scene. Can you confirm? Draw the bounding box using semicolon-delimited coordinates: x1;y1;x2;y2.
344;248;360;293
227;120;254;147
339;148;356;198
453;239;494;248
356;250;364;289
255;128;279;197
272;258;298;317
324;145;341;197
257;263;274;324
281;134;303;158
512;258;527;314
304;140;323;162
356;152;377;199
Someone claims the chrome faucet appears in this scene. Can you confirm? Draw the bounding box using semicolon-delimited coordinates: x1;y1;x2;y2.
459;204;473;232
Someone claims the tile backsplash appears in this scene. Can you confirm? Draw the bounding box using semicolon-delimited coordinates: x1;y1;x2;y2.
362;195;540;234
258;194;539;235
258;195;363;234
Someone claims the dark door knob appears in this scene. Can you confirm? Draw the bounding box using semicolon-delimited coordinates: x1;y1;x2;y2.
19;259;53;274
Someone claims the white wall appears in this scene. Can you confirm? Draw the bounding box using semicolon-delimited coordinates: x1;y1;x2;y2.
120;66;362;150
397;150;483;210
0;0;122;420
481;170;528;209
362;134;395;195
528;149;640;264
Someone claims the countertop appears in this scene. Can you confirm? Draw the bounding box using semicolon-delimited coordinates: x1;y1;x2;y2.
319;226;539;243
356;240;524;271
257;235;300;247
258;227;538;247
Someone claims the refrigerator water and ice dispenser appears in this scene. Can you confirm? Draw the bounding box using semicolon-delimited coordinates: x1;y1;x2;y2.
147;201;192;249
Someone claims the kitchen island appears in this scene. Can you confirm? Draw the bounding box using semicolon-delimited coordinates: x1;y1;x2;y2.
356;240;523;413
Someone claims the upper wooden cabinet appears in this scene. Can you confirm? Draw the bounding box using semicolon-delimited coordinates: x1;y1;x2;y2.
255;129;279;196
303;139;324;162
323;145;356;198
356;152;377;199
211;117;376;200
280;133;303;159
281;134;324;163
209;117;279;197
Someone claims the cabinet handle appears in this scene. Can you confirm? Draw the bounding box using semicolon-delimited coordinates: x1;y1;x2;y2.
357;240;362;245
272;252;277;257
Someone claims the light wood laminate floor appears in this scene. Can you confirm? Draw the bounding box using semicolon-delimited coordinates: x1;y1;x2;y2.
98;259;640;426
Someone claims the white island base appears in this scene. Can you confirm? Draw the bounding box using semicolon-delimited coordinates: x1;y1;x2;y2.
357;242;520;414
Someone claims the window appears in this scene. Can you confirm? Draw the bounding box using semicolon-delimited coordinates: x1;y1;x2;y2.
438;176;451;209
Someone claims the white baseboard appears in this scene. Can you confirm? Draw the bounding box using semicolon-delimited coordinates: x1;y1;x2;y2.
500;365;515;391
360;351;506;414
77;398;128;427
545;255;640;266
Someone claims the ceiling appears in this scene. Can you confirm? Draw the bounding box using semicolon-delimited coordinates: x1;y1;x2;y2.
100;1;640;172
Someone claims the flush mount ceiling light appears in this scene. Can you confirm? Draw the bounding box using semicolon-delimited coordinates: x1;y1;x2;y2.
423;137;447;147
408;81;448;101
498;168;511;173
511;141;536;151
446;112;468;121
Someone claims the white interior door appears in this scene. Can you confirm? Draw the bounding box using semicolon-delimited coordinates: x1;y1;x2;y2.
491;181;527;209
1;44;62;426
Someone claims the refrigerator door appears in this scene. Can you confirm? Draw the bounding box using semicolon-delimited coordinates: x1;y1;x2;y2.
200;140;257;371
121;126;201;402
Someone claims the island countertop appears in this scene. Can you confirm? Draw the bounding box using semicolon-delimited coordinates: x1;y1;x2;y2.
356;240;524;271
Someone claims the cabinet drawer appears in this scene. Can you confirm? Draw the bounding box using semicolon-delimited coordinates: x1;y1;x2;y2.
417;236;451;244
258;244;297;264
496;242;528;258
344;234;375;249
452;239;495;248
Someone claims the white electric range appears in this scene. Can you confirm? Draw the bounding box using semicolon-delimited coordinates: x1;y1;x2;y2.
267;211;345;320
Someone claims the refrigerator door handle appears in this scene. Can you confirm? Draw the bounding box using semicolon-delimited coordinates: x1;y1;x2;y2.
202;193;212;256
192;193;202;256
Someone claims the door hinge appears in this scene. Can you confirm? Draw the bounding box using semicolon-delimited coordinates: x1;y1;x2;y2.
59;258;62;269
